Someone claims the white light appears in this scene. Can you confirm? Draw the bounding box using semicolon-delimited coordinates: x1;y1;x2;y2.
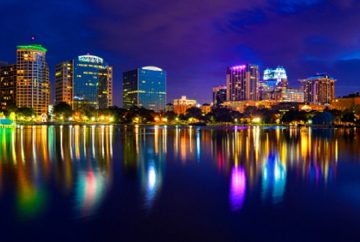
148;166;157;189
78;55;104;64
142;66;163;71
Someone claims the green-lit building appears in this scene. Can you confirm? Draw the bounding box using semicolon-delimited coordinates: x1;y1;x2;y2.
123;66;166;112
16;44;50;115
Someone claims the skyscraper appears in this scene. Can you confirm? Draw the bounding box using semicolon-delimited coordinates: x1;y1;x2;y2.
55;54;113;109
263;66;288;90
226;64;259;101
0;63;16;110
16;44;50;115
300;74;335;105
259;66;288;100
123;66;166;112
212;86;227;107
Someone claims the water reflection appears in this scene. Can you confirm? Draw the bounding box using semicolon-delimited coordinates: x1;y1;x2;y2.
230;166;246;211
0;125;349;220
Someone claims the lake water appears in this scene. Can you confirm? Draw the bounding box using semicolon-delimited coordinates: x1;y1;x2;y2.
0;125;359;241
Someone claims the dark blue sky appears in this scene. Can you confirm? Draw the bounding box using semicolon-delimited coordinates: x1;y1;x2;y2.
0;0;359;105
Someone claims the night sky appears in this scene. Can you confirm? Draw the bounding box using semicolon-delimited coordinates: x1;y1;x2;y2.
0;0;359;105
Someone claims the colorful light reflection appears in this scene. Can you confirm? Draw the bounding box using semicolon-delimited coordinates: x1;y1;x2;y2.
230;166;246;211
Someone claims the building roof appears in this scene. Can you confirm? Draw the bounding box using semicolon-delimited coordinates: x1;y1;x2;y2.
17;44;47;53
142;66;163;71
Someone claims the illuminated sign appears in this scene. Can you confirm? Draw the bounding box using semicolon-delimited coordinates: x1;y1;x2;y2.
78;55;104;64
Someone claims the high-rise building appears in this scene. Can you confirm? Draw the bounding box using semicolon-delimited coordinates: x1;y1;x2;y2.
55;54;113;109
259;66;288;100
212;86;227;107
16;44;50;115
226;64;259;101
123;66;166;112
173;96;197;115
0;63;16;110
263;66;288;90
300;74;335;105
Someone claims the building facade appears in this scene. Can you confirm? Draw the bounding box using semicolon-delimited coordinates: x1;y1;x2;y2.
276;88;304;103
173;96;197;115
16;44;50;115
0;64;16;110
123;66;166;112
300;74;335;105
55;54;113;110
259;66;288;100
226;64;259;102
331;97;360;111
212;85;227;107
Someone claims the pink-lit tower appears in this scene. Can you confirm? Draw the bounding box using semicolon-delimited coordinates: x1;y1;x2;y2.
226;64;259;101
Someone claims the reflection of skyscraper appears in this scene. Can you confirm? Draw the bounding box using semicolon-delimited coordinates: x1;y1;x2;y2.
16;44;50;115
123;66;166;112
230;166;246;211
226;64;259;101
261;153;286;204
55;54;113;109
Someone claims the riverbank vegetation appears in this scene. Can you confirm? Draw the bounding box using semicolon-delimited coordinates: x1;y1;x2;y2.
1;102;360;126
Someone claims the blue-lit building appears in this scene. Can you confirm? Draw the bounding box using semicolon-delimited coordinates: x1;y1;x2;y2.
123;66;166;112
55;54;113;109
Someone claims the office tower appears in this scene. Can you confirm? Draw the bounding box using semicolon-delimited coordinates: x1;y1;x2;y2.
123;66;166;112
212;86;227;107
226;64;259;101
263;66;288;90
16;44;50;115
173;96;197;115
259;66;288;100
55;54;113;109
300;74;335;105
0;63;16;110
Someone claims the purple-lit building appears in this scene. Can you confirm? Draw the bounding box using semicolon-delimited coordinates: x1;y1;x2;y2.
226;64;259;101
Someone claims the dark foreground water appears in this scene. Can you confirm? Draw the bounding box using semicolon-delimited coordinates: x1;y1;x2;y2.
0;125;360;241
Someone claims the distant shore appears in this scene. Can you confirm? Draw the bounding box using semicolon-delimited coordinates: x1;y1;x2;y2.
6;122;359;128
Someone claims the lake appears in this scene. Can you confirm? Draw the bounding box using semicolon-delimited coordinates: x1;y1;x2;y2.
0;125;359;241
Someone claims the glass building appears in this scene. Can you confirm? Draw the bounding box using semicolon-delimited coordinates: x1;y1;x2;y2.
55;54;113;110
16;44;50;115
212;85;227;107
123;66;166;112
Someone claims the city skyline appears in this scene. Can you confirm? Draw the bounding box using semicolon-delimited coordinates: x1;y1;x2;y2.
0;0;360;105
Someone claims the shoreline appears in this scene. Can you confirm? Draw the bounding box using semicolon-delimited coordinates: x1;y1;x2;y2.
3;122;359;128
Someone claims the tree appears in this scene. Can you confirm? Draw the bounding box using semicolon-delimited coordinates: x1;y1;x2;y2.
99;106;127;123
17;107;34;118
53;102;73;118
164;111;177;122
186;107;203;120
281;110;307;123
312;111;334;125
341;109;356;123
211;107;233;122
